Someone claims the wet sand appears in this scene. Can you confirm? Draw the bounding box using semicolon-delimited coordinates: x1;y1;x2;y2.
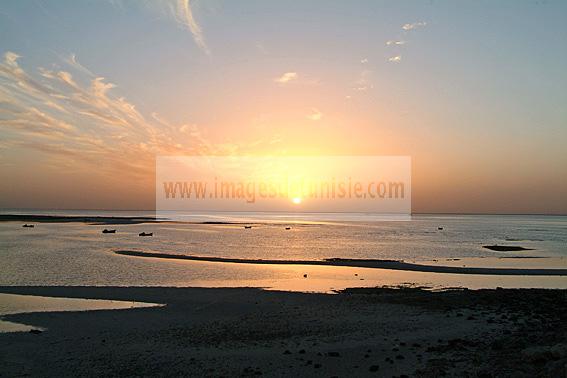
114;250;567;276
0;286;565;377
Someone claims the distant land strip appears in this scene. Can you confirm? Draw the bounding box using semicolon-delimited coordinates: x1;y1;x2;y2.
0;214;159;225
0;214;302;226
114;250;567;276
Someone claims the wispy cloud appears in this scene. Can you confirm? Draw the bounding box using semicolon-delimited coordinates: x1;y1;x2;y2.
112;0;210;54
274;72;297;84
360;58;368;64
173;0;210;54
61;53;95;77
344;69;373;98
307;108;322;121
354;69;373;91
0;51;249;179
402;21;427;31
384;21;425;63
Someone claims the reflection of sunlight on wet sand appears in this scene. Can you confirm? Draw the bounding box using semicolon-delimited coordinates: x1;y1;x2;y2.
0;293;161;333
0;319;39;333
410;257;567;270
163;260;567;293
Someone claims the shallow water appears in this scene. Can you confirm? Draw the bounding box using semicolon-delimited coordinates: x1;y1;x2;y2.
0;212;565;291
0;293;159;332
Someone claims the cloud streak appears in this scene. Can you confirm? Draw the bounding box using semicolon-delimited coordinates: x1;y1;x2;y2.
173;0;210;54
402;21;427;31
384;21;426;62
274;72;297;84
107;1;210;54
62;53;95;77
307;108;322;121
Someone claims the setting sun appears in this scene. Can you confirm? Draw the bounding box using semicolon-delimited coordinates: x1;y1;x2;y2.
0;2;566;376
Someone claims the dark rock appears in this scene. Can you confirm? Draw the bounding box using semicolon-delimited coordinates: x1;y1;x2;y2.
369;365;380;372
492;340;504;351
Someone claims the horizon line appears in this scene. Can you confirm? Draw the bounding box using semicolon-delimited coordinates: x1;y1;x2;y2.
0;208;565;217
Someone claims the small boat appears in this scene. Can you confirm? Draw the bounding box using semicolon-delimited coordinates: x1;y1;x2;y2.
102;229;116;234
139;232;153;237
285;227;291;230
244;226;252;229
438;227;444;230
22;224;34;228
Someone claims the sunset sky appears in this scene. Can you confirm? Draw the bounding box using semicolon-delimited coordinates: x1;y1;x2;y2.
1;0;566;214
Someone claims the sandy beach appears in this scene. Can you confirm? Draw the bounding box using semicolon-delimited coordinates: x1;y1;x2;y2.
0;286;565;377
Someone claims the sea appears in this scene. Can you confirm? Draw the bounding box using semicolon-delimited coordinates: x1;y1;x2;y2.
0;210;565;291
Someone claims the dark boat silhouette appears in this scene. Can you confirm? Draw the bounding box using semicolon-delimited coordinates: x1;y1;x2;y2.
22;224;34;228
285;227;291;230
139;232;153;236
438;227;444;230
244;226;252;229
102;229;116;234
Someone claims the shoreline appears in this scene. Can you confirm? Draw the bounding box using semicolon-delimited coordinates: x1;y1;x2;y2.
114;250;567;276
0;285;565;377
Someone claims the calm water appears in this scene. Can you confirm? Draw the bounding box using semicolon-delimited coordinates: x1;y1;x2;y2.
0;212;566;291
